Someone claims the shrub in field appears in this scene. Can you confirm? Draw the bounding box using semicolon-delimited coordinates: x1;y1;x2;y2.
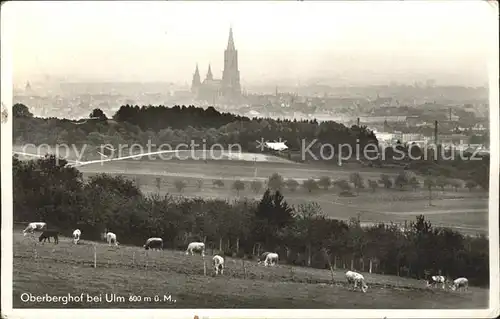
349;172;364;194
333;179;351;192
285;179;299;192
379;174;393;189
155;177;162;192
174;179;187;192
268;173;284;192
213;179;225;188
250;180;263;194
232;180;245;196
434;176;448;192
318;176;331;190
367;179;378;192
465;180;477;192
409;177;420;191
394;172;409;190
449;179;462;192
302;179;319;193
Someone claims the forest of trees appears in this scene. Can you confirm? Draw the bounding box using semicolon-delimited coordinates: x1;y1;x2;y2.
12;103;379;161
13;155;490;287
12;103;490;189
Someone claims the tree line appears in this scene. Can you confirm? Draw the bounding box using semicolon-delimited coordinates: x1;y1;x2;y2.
13;103;489;189
13;155;489;286
13;103;378;160
166;172;481;201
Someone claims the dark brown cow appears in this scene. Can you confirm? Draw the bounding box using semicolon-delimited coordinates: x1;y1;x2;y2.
39;230;59;244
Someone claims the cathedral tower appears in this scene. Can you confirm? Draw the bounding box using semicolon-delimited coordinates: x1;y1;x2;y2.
206;64;214;81
222;27;241;99
191;64;201;94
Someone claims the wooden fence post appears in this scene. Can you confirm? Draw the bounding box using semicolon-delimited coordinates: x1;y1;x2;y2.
203;258;207;276
322;249;335;284
33;241;39;270
94;245;97;268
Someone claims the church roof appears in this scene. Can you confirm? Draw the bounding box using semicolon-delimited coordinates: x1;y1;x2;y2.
202;79;222;86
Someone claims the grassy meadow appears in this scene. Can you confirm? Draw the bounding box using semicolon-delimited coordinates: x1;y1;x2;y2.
13;231;489;309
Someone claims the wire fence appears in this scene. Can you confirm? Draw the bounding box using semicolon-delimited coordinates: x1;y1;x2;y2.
13;233;448;293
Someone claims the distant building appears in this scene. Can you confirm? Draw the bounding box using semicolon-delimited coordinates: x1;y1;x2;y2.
265;142;288;151
359;116;407;124
191;28;242;103
401;133;424;143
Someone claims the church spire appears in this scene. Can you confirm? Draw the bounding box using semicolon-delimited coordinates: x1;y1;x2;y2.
206;64;213;81
191;63;201;94
194;63;200;77
227;27;235;51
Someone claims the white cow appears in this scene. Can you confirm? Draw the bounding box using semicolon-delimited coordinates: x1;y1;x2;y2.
257;252;271;265
186;242;205;256
450;277;469;292
212;255;225;275
23;222;47;236
144;237;163;250
346;270;369;293
72;229;81;244
264;252;279;267
105;232;118;246
426;275;446;289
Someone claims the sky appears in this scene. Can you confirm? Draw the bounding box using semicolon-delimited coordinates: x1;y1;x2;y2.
3;1;498;87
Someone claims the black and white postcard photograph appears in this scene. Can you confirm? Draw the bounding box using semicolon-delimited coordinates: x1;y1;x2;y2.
1;1;499;319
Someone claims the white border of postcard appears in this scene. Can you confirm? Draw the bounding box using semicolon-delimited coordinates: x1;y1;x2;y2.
2;1;499;318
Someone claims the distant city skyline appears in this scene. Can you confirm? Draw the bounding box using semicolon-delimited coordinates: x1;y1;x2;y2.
4;1;498;87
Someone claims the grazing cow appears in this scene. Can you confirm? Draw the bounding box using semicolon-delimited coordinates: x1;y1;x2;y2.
264;252;279;267
346;270;369;293
257;252;271;265
450;277;469;292
185;242;205;256
426;275;446;289
144;237;163;250
23;222;46;236
39;230;59;244
72;229;81;244
212;255;225;275
105;232;118;246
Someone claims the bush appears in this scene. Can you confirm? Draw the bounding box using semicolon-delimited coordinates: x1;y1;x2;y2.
268;173;284;191
394;172;409;190
250;180;263;194
232;180;245;195
350;172;364;193
285;179;299;192
333;179;350;191
368;179;378;192
302;179;319;193
174;179;187;192
318;176;331;190
379;174;393;189
213;179;225;188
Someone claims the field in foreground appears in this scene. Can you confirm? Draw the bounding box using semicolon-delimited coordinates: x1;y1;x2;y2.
13;232;488;309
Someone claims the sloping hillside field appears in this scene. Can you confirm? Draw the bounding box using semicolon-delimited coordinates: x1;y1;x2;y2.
13;232;488;309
